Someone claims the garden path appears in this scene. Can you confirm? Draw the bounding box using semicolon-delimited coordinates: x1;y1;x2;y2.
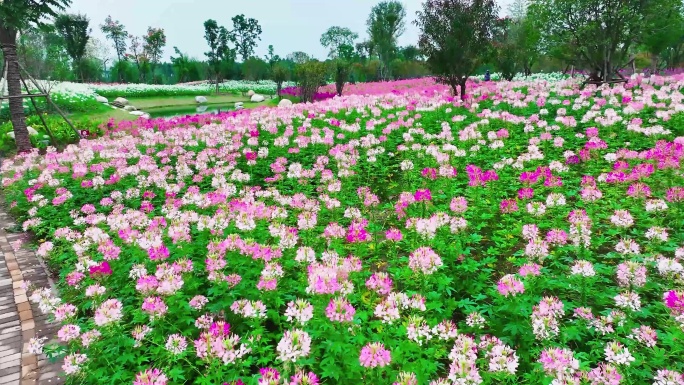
0;209;63;385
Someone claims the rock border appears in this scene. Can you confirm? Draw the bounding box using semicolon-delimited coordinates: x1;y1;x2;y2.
0;210;63;385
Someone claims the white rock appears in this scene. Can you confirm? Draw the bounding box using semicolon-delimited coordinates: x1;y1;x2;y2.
250;94;265;102
129;111;145;116
247;90;255;97
27;126;39;136
6;132;14;139
114;97;129;105
278;99;293;107
123;105;137;111
141;113;151;119
195;96;208;104
234;102;244;108
235;106;244;110
95;95;108;103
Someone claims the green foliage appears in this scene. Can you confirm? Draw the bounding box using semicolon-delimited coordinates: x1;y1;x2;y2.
295;60;327;103
100;15;127;80
416;0;499;98
641;0;684;71
16;25;71;80
272;63;290;97
229;14;262;62
332;59;350;96
143;27;166;79
491;18;518;81
320;26;359;59
286;51;310;65
241;57;269;81
204;19;234;93
0;0;70;32
264;44;280;68
54;13;90;81
528;0;656;80
0;113;96;154
366;1;406;80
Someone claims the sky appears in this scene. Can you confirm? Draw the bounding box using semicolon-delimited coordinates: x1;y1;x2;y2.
68;0;514;62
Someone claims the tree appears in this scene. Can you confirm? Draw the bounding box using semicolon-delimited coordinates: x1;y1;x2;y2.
100;15;127;81
170;46;191;82
366;1;406;80
204;19;232;94
229;14;262;62
355;40;375;61
85;37;111;75
491;17;518;81
264;44;280;69
286;51;310;65
143;27;166;82
529;0;652;82
508;0;528;20
295;60;327;103
333;59;350;96
0;0;70;153
512;14;541;76
320;26;359;58
242;57;269;80
641;0;684;72
54;13;90;82
128;34;148;82
272;63;289;97
399;45;422;61
16;24;71;80
415;0;499;99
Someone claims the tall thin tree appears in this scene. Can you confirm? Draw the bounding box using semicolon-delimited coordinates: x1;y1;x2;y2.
0;0;70;153
100;15;127;81
229;14;262;62
54;13;90;82
366;1;406;80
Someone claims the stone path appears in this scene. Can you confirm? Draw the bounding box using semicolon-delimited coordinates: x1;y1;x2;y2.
0;210;63;385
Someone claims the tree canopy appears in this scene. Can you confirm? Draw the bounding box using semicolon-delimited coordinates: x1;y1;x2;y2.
367;1;406;79
54;13;90;81
229;14;262;62
320;26;359;58
416;0;499;99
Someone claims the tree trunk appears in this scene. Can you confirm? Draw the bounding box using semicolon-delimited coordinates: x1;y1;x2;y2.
459;80;467;101
215;73;219;95
0;27;32;153
651;54;658;74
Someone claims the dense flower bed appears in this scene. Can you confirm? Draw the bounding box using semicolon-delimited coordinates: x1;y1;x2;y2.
0;80;102;120
2;74;684;385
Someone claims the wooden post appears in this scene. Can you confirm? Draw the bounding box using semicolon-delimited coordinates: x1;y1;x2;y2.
18;62;81;139
17;73;59;148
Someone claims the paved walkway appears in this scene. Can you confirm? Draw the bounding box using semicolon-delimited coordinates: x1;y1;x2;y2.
0;210;63;385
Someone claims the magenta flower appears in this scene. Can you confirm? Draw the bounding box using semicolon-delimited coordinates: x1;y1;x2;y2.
89;261;112;278
414;188;432;202
664;290;684;314
518;188;534;200
359;342;391;368
500;199;518;213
